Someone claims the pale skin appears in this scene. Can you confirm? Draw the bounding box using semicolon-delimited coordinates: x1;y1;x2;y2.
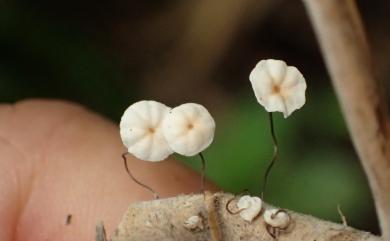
0;99;217;241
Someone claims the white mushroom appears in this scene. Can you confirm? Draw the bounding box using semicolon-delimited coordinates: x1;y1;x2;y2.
120;100;173;161
236;195;262;222
183;215;204;231
263;209;290;229
162;103;215;156
249;59;307;118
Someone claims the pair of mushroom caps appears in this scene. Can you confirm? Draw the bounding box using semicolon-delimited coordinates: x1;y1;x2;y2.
120;101;215;162
237;195;290;229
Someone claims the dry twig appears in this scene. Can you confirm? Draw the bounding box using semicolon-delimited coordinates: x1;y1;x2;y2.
303;0;390;239
107;192;380;241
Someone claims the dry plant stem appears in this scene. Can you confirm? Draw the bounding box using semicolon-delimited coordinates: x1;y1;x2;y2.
303;0;390;239
109;192;380;241
337;204;348;227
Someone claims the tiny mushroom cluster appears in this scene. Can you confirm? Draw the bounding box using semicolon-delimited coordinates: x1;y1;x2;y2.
118;58;306;238
234;195;291;235
119;100;215;197
120;100;215;162
227;59;305;234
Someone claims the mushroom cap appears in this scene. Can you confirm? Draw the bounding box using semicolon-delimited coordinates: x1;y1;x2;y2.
237;195;263;222
162;103;215;156
263;208;290;229
249;59;307;118
120;100;173;162
184;215;204;230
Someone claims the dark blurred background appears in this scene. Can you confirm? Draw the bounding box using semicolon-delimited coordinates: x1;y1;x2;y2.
1;0;389;234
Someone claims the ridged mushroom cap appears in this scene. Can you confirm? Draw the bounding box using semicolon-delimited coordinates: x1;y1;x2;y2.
120;100;173;162
237;195;263;222
263;208;290;229
162;103;215;156
249;59;307;118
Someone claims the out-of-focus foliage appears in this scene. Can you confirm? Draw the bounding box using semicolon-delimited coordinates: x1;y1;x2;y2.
1;0;387;235
0;2;132;118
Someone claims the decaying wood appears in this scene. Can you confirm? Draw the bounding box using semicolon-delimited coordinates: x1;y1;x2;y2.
105;192;380;241
302;0;390;239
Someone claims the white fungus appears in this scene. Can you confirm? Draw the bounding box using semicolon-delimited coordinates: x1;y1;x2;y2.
162;103;215;156
236;195;263;222
249;59;307;118
184;215;204;231
120;100;174;161
263;209;290;229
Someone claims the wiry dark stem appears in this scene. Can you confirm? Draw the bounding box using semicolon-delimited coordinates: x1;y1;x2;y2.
261;113;279;199
199;152;206;194
122;152;160;199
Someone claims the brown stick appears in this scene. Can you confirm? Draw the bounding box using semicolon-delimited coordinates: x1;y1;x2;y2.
108;192;380;241
302;0;390;239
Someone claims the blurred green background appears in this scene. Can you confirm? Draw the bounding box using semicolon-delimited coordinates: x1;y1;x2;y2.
2;0;389;234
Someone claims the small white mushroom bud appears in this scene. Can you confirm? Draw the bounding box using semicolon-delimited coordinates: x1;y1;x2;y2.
120;100;174;162
162;103;215;156
249;59;307;118
184;215;204;231
263;209;290;229
236;195;262;222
